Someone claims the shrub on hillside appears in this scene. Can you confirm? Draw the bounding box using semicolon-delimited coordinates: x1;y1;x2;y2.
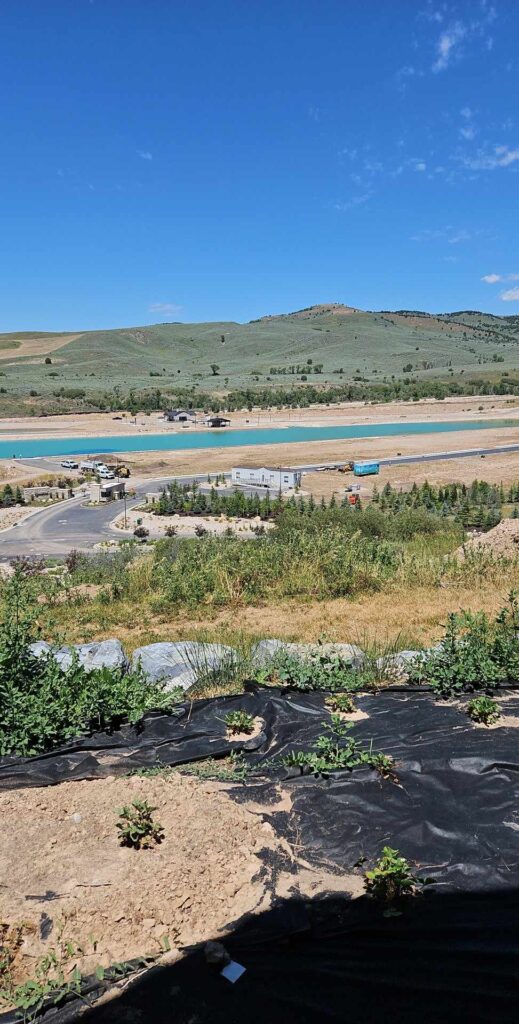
0;568;181;756
407;592;519;697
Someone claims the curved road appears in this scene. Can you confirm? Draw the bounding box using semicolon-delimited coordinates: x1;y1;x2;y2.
1;442;518;558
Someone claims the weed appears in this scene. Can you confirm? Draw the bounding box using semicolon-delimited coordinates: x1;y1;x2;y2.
0;568;183;756
0;922;94;1020
132;751;249;782
282;715;395;779
116;799;164;849
467;695;500;725
256;648;370;693
364;846;430;913
407;593;519;697
326;693;356;713
223;710;255;734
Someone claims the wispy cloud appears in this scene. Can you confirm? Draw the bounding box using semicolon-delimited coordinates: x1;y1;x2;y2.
432;21;466;72
461;145;519;170
482;272;519;284
423;3;498;74
412;225;474;244
138;150;153;161
500;287;519;301
459;106;477;140
308;105;320;122
334;192;372;212
149;302;182;315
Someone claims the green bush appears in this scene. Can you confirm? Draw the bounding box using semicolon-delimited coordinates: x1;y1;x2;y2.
255;648;368;692
467;696;500;725
116;799;164;849
282;714;394;778
364;847;429;909
407;593;519;697
0;569;181;756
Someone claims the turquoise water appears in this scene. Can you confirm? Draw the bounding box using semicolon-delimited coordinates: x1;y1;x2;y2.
2;418;516;460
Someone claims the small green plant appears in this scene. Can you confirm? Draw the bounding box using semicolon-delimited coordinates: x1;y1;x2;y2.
256;648;370;693
0;923;96;1020
282;715;395;779
326;692;356;713
467;695;500;725
116;799;164;849
223;710;255;734
132;751;249;782
364;846;429;913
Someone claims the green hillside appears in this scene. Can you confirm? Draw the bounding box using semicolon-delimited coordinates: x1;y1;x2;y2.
0;303;518;416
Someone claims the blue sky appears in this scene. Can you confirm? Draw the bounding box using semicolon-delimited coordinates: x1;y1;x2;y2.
0;0;518;330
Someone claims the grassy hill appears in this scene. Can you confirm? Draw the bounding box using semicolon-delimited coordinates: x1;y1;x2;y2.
0;303;518;415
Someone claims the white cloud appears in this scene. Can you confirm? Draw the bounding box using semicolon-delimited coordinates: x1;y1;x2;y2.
334;192;372;212
460;124;476;140
411;225;474;244
138;151;153;161
482;272;519;285
462;145;519;170
149;302;182;315
432;21;466;72
500;287;519;301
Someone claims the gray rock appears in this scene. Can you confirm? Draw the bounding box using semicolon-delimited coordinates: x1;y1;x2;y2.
130;641;237;692
376;650;424;679
29;640;52;659
29;639;127;673
252;639;364;669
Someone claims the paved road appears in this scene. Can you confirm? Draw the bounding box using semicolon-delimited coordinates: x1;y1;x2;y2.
292;442;519;471
2;443;517;558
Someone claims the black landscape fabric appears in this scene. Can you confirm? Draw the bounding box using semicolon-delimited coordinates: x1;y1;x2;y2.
2;687;519;1024
1;686;518;893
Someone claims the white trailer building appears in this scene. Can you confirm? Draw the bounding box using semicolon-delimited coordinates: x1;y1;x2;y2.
231;466;301;491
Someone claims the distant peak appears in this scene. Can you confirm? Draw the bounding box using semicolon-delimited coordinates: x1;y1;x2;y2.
255;302;361;322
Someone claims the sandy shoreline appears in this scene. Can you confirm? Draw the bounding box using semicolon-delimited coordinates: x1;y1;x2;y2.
0;395;518;442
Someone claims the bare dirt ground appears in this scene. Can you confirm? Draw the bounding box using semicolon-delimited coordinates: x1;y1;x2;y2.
0;506;39;532
112;508;274;538
0;774;283;989
302;448;519;501
0;334;81;362
457;518;519;558
0;394;517;439
0;772;362;998
101;422;519;488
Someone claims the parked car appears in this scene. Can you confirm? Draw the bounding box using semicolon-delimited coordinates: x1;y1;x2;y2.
60;459;78;469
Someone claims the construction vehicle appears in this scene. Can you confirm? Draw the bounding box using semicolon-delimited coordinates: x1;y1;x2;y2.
106;464;131;478
337;461;354;473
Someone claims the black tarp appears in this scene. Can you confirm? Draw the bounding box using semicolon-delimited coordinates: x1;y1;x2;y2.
2;687;519;1022
1;687;518;891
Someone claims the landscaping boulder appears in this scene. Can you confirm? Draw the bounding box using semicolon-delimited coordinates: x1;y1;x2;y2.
29;639;127;673
376;650;424;680
252;639;364;669
130;641;237;692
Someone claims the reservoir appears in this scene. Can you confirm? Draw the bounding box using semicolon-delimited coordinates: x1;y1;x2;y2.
1;418;517;460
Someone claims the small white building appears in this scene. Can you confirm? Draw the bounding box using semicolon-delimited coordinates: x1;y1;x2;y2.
231;466;301;491
90;480;126;503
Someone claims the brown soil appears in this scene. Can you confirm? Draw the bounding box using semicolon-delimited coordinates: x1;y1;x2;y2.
0;774;283;988
0;333;81;361
456;518;519;558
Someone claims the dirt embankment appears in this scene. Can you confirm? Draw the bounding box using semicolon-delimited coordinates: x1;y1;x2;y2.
457;518;519;559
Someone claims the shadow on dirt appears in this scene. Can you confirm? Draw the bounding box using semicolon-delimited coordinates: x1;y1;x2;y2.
73;886;518;1024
